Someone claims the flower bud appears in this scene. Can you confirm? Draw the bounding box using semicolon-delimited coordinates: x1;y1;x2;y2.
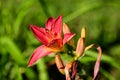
63;23;71;34
63;23;75;47
81;27;86;38
75;38;85;59
55;54;65;74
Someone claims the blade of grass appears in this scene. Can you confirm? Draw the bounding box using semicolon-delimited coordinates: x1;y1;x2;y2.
9;64;23;80
13;0;35;37
14;64;23;80
1;37;26;65
37;58;49;80
100;68;115;80
25;68;37;80
63;1;102;22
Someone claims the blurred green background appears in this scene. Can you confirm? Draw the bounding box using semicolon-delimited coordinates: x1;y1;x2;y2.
0;0;120;80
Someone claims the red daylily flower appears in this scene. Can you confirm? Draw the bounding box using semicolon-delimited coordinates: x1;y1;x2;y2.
28;16;75;67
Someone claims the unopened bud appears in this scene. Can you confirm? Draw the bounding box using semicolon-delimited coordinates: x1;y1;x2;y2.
81;27;86;38
75;38;85;59
55;54;65;74
63;23;75;47
63;23;71;34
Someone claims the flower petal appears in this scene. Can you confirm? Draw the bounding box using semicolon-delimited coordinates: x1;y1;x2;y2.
46;17;55;30
30;25;50;45
27;45;53;67
52;16;62;37
63;33;75;44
